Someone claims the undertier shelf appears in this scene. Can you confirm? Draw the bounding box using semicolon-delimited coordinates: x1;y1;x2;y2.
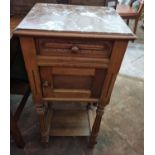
49;109;95;136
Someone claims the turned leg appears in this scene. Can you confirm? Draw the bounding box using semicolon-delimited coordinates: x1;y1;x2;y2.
36;104;49;144
89;105;105;147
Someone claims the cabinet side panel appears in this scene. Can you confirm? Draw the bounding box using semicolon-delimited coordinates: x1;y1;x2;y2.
100;40;129;106
19;37;42;104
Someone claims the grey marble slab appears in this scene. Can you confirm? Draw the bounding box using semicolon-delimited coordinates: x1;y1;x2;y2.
16;3;133;35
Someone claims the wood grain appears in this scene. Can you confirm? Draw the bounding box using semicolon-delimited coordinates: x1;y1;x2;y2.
16;5;133;146
52;67;95;76
36;37;113;58
50;110;91;136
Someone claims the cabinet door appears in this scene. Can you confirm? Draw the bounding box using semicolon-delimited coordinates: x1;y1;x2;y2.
39;67;106;99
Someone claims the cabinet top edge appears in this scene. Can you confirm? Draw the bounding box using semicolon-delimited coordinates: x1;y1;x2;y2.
14;3;136;39
13;29;136;40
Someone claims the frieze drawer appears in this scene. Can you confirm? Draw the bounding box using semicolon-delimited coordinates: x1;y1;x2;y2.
35;37;113;58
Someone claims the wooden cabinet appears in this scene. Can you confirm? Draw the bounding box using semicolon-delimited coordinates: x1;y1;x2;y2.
14;3;135;147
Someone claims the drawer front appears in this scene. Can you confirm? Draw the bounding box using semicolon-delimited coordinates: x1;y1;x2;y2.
39;67;106;99
36;37;113;58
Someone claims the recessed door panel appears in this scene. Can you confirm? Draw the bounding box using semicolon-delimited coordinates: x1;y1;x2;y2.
39;67;106;99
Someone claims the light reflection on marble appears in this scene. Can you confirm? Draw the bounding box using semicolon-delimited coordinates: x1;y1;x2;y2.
17;3;133;35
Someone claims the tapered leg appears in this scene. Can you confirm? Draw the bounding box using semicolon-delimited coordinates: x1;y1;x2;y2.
89;105;105;148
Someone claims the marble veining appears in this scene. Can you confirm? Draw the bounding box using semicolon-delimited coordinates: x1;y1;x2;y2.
17;3;133;35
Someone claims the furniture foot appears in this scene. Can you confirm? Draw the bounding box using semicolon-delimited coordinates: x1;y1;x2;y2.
89;105;105;147
41;137;49;148
88;137;97;148
41;133;50;142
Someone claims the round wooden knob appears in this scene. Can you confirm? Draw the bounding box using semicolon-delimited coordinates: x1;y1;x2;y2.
71;46;79;53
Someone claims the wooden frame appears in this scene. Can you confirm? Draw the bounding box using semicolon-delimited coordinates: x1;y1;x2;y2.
13;4;135;147
17;35;132;147
117;0;144;34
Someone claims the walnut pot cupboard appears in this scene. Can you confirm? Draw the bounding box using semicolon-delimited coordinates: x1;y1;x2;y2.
13;3;136;147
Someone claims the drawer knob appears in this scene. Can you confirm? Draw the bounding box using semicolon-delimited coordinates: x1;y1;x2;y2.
71;46;79;53
42;81;49;87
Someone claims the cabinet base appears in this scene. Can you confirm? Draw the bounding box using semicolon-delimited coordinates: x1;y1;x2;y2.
50;109;94;136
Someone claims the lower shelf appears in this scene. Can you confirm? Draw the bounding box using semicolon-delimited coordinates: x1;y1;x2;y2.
49;109;95;136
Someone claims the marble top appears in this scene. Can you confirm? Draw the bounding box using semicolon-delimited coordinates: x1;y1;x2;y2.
16;3;133;35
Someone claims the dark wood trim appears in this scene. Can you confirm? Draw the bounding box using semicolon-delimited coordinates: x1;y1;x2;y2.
43;97;99;102
14;29;136;40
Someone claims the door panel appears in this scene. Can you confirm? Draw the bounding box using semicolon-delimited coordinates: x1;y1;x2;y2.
39;66;106;99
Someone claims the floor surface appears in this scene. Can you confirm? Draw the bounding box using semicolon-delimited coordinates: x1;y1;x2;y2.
120;42;144;79
11;75;144;155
